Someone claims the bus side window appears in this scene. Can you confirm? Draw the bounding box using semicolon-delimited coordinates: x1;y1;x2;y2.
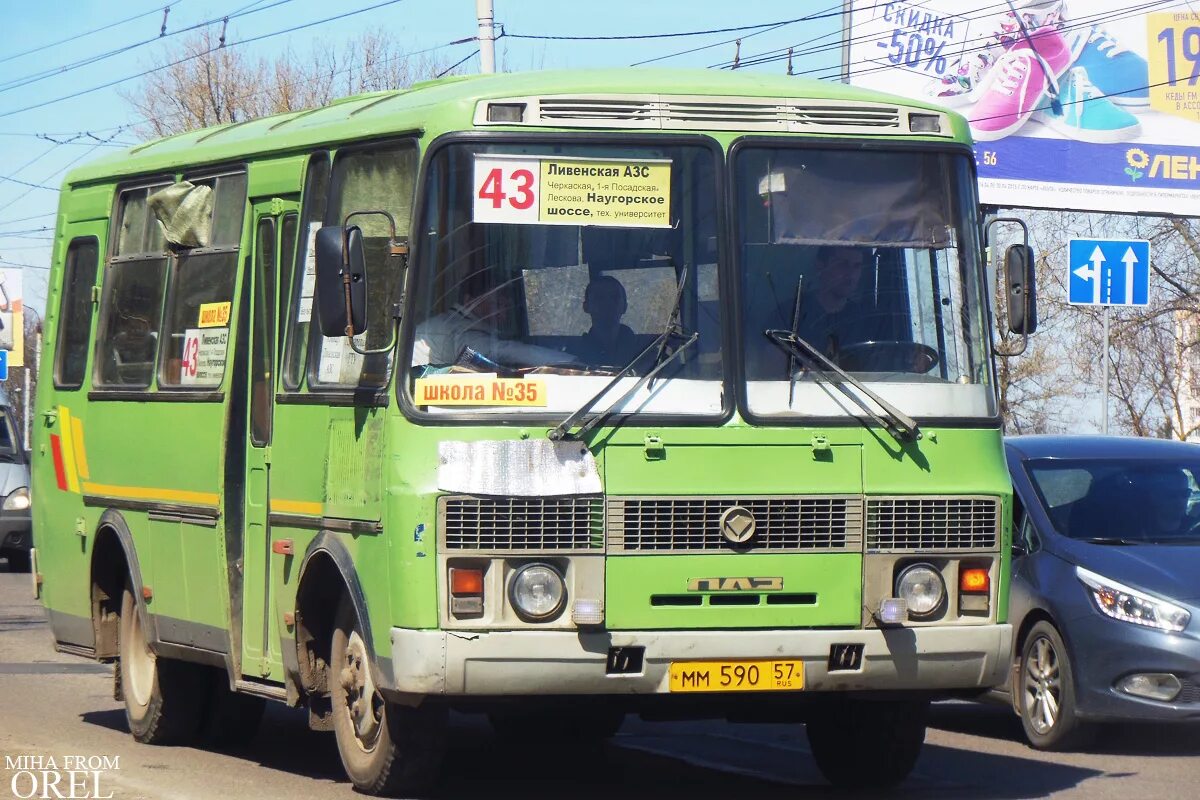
94;183;172;389
282;153;330;391
54;237;100;389
157;171;246;389
309;141;417;389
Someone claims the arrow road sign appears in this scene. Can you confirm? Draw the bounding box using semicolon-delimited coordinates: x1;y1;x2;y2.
0;350;8;382
1068;238;1150;306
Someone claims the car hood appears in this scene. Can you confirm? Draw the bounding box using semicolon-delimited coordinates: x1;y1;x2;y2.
1054;537;1200;602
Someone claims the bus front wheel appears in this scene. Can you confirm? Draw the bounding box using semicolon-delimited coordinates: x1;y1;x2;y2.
118;584;205;744
805;696;928;789
330;598;446;796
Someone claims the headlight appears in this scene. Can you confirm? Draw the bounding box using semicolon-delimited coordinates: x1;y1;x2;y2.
508;563;566;622
1076;566;1190;633
3;487;29;512
895;563;945;617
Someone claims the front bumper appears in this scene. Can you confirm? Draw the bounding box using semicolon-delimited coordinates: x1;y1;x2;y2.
0;512;31;553
388;624;1012;696
1067;613;1200;723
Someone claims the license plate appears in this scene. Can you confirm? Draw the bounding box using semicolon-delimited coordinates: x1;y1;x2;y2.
668;659;804;693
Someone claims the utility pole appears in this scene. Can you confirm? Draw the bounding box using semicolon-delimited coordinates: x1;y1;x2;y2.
476;0;496;74
840;0;853;83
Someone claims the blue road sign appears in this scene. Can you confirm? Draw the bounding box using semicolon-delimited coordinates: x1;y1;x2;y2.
1068;238;1150;307
0;350;8;382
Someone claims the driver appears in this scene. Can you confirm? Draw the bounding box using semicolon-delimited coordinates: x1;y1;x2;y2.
795;245;890;364
575;275;639;366
1131;467;1192;538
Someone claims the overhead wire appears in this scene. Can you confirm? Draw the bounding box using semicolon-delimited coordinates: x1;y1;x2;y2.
0;0;297;95
0;2;182;66
0;0;407;121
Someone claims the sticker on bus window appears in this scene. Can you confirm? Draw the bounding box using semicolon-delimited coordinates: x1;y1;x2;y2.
414;375;547;407
180;327;229;385
297;222;320;323
198;301;231;328
472;155;671;228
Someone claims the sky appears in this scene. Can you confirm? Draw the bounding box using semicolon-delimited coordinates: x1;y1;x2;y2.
0;0;845;315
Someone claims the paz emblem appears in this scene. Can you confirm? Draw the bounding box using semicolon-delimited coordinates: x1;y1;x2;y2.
718;505;757;545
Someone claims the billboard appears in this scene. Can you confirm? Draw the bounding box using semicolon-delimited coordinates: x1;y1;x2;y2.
846;1;1200;215
0;268;22;369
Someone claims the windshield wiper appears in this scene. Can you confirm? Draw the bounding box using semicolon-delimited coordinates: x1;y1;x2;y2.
763;329;920;442
549;268;698;442
1076;536;1146;546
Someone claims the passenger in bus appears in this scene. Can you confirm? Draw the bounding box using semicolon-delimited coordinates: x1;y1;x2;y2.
412;278;576;369
575;275;639;367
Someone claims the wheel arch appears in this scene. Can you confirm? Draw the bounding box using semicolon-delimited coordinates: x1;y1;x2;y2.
293;533;375;711
90;509;149;661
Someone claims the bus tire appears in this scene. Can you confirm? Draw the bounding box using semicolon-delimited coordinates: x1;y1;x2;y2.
118;585;205;745
806;696;927;789
330;597;446;796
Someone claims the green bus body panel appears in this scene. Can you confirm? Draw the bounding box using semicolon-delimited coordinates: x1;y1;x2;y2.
605;553;863;629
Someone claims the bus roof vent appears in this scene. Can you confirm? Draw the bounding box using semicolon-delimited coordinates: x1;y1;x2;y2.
476;94;932;135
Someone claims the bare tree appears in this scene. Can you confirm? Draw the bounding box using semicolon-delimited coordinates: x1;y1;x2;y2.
121;28;461;138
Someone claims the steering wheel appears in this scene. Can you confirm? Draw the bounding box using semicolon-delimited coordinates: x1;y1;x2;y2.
836;341;939;374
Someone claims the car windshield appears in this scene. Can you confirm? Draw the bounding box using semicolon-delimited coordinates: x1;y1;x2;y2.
734;145;993;420
1027;458;1200;544
0;408;19;462
404;140;723;418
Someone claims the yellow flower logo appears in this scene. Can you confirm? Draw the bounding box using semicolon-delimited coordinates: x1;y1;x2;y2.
1126;148;1150;169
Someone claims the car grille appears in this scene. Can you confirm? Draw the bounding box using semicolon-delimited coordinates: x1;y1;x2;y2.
439;495;603;551
607;496;863;552
865;497;1000;552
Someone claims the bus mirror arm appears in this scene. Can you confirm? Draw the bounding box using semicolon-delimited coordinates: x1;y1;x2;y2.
985;217;1037;357
315;210;406;356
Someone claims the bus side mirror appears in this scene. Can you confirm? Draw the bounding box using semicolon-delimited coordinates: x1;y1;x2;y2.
315;225;367;338
1004;244;1038;335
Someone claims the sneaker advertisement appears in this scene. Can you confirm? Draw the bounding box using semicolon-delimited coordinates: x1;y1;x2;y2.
845;1;1200;215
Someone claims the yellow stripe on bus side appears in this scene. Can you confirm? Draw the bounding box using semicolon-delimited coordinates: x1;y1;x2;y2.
71;416;90;480
270;499;323;516
58;406;80;493
79;482;220;507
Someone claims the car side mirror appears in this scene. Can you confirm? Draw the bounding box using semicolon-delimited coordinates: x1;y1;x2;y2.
315;225;367;338
1005;244;1038;335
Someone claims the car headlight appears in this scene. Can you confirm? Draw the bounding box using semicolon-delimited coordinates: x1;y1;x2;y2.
3;487;29;512
895;563;945;617
1076;566;1190;633
508;563;566;622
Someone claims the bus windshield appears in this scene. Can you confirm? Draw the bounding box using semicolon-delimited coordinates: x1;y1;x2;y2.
735;146;994;420
405;140;723;418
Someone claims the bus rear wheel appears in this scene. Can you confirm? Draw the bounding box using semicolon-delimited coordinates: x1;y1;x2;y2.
330;598;446;796
805;696;928;789
118;584;205;744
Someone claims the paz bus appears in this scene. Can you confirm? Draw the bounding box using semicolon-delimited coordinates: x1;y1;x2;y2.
31;68;1034;793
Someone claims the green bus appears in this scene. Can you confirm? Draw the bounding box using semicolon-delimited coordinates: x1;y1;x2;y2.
32;68;1032;793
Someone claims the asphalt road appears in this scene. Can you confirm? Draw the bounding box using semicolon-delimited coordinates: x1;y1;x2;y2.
2;561;1198;800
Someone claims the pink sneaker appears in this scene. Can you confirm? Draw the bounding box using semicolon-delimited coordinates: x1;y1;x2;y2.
969;28;1072;141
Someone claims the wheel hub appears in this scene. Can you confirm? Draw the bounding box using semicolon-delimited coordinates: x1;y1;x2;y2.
340;631;382;745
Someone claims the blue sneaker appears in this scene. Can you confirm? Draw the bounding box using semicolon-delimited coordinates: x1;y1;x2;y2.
1070;26;1149;108
1034;67;1141;143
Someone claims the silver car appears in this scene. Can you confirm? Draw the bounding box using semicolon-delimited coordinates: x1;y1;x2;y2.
0;404;30;571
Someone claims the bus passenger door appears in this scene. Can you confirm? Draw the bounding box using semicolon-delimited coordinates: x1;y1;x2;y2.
240;198;298;680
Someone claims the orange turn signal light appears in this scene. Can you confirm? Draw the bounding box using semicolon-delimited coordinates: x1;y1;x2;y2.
450;567;484;596
960;568;989;593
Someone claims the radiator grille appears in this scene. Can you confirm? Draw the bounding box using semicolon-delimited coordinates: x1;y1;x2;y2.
440;495;603;551
608;496;862;552
866;497;999;552
475;95;923;135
